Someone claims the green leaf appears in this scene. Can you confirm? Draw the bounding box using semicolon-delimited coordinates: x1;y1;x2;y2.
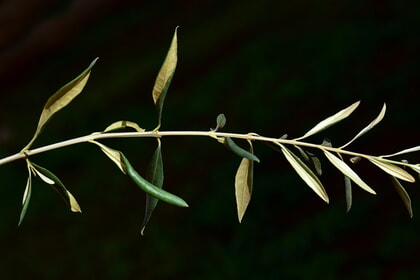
323;150;376;195
103;120;145;133
278;144;329;203
211;113;226;131
368;158;415;183
141;139;164;235
153;27;178;129
234;141;254;223
224;137;260;162
22;58;98;151
18;162;33;226
390;176;413;218
344;176;352;213
120;152;188;208
89;140;127;174
30;162;82;212
381;146;420;158
340;103;386;149
295;101;360;140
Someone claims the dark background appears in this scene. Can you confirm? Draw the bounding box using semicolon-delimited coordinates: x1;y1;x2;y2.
0;0;419;279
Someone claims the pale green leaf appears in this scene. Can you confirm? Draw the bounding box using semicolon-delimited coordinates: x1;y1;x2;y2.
341;103;386;149
368;158;415;183
141;139;164;235
411;164;420;174
390;176;413;218
323;150;376;194
279;144;329;203
89;140;126;174
153;27;178;129
29;164;55;185
295;101;360;140
30;162;82;212
211;113;226;131
381;146;420;158
22;58;98;151
19;163;33;226
344;176;352;213
235;142;254;222
104;120;145;133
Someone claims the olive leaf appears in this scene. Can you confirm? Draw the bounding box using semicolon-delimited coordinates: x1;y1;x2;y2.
235;141;255;223
278;144;329;203
340;103;386;149
381;146;420;158
323;150;376;194
344;176;352;213
30;162;82;212
153;27;178;130
224;137;260;162
368;158;415;183
103;120;145;133
18;162;33;226
295;101;360;140
141;139;164;235
22;58;98;151
390;176;413;218
89;140;127;174
211;113;227;131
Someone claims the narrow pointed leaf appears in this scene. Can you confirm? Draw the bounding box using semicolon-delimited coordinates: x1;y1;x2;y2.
104;120;145;133
323;150;376;194
368;158;415;183
19;164;33;226
153;27;178;129
30;162;82;212
390;176;413;218
381;146;420;158
224;137;260;162
344;176;352;213
30;165;55;185
22;58;98;151
341;103;386;149
279;144;329;203
120;153;188;208
89;140;127;174
310;154;323;176
295;101;360;140
411;164;420;174
141;139;164;235
235;142;254;223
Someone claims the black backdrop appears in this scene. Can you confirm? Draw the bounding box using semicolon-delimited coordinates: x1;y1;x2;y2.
0;1;419;279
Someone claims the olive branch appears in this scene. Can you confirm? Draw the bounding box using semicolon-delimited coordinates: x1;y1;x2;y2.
1;28;418;234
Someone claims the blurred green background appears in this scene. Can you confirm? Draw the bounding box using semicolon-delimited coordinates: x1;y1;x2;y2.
0;0;419;279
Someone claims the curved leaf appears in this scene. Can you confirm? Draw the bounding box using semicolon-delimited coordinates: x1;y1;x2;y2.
89;140;126;174
279;144;329;203
22;58;98;151
368;158;415;183
323;150;376;194
390;176;413;218
235;141;254;223
30;162;82;212
18;163;33;226
153;27;178;129
211;113;226;131
341;103;386;149
104;120;145;133
295;101;360;140
224;137;260;162
381;146;420;158
141;139;164;235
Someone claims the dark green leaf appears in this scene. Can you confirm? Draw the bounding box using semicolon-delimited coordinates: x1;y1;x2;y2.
224;137;260;162
344;176;352;213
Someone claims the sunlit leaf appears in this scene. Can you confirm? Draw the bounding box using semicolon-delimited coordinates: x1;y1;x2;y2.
341;103;386;149
153;27;178;129
390;176;413;218
30;164;55;185
344;176;352;213
411;164;420;174
295;101;360;140
18;163;33;226
30;162;82;212
89;140;126;174
323;150;376;194
235;141;254;222
381;146;420;158
368;158;415;183
279;144;329;203
141;139;164;235
224;137;260;162
104;120;145;133
22;58;98;151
